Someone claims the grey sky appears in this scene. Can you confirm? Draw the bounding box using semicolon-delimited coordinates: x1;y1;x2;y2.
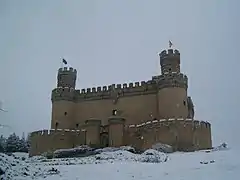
0;0;239;147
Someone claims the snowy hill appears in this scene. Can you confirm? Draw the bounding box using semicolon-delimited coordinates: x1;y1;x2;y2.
1;144;239;180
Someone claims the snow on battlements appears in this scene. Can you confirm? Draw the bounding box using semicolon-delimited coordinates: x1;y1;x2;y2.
127;118;211;129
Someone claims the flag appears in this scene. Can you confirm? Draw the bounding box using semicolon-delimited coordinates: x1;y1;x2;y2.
62;58;67;65
169;40;173;48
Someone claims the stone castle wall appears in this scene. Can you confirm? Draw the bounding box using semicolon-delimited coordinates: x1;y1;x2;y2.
29;129;86;156
125;119;212;151
29;118;212;156
51;72;190;128
29;48;210;157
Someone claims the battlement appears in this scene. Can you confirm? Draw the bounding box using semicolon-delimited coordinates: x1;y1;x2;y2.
52;72;188;102
157;72;188;89
58;67;77;74
159;49;180;57
127;118;210;130
73;79;157;101
30;128;85;137
159;49;180;63
51;87;75;101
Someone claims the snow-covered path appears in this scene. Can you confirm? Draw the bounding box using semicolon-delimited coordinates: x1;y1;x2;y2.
44;148;239;180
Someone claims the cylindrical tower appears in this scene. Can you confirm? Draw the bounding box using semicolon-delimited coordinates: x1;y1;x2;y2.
84;119;101;147
51;67;77;129
57;67;77;88
160;49;180;74
157;49;189;119
108;116;125;147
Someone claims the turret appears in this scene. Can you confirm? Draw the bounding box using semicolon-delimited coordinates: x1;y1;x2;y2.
157;48;189;119
51;67;77;130
159;49;180;74
108;116;125;147
57;67;77;89
84;119;101;147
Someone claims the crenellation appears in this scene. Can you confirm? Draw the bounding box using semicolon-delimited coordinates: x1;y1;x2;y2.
72;79;161;101
159;49;180;59
157;73;188;90
128;82;133;88
97;86;102;92
42;130;49;135
200;121;206;128
87;88;91;93
141;81;146;86
58;67;77;73
116;84;121;89
108;85;112;91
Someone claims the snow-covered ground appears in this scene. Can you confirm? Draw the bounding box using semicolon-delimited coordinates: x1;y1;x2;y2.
1;144;239;180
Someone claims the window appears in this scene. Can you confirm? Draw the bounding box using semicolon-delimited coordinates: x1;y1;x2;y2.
55;122;59;129
168;68;172;72
183;100;186;106
64;112;67;116
112;109;117;116
76;123;79;128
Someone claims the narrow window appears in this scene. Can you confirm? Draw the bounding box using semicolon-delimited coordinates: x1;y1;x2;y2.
64;112;67;116
76;123;79;128
112;109;117;116
55;122;59;129
183;100;186;106
168;68;172;72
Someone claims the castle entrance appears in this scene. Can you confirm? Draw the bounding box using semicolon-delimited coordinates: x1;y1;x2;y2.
100;132;109;147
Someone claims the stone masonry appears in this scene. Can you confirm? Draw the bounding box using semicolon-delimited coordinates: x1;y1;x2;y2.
29;48;212;156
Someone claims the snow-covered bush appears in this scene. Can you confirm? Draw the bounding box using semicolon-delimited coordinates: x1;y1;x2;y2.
53;145;97;158
94;146;136;154
140;149;168;163
152;143;173;153
0;153;61;179
94;149;168;163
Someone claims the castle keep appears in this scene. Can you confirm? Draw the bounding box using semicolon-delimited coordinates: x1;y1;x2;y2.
29;48;212;156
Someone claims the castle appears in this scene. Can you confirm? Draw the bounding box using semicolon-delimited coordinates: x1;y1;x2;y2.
29;48;212;156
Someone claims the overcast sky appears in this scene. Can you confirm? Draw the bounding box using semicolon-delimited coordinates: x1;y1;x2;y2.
0;0;239;147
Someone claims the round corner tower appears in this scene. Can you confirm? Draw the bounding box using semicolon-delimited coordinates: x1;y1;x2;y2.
108;116;125;147
157;48;188;119
51;67;77;130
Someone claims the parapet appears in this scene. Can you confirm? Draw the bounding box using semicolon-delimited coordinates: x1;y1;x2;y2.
127;118;211;131
51;87;75;102
108;116;126;124
159;49;180;66
156;73;188;90
30;128;84;138
75;80;158;101
58;67;77;74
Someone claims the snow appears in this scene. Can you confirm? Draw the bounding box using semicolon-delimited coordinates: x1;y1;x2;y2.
1;144;239;180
